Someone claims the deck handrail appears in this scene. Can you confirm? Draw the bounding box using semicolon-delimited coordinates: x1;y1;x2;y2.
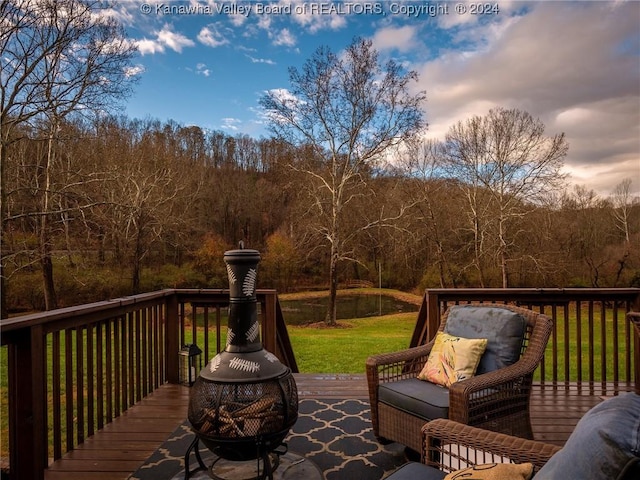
0;288;296;480
411;288;640;392
2;287;639;480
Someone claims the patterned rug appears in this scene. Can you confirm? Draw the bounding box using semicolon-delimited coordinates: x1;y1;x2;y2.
129;398;407;480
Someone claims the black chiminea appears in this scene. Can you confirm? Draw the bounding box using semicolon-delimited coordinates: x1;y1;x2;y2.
187;248;298;479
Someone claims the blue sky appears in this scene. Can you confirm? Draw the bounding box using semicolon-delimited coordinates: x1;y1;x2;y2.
110;1;640;195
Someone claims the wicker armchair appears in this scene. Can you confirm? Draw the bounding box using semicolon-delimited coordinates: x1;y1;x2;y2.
383;418;560;479
419;418;561;476
366;304;553;453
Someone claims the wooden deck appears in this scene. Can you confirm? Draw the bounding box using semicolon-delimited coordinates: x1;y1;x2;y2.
42;374;607;480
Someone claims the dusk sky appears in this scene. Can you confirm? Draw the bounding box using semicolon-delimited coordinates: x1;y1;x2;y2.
110;1;640;195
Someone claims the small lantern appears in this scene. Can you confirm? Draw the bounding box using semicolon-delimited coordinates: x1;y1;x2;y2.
179;344;202;386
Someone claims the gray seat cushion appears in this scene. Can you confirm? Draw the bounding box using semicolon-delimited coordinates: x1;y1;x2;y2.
379;378;449;421
444;305;526;375
384;461;446;480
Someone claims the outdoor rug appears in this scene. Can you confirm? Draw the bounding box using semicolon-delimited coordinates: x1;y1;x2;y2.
129;398;407;480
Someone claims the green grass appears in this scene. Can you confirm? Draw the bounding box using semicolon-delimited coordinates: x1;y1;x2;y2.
287;313;416;373
186;312;417;373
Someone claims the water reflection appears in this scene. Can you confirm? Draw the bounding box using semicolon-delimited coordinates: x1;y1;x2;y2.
279;295;418;325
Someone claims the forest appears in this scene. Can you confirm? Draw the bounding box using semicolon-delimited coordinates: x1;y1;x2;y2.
1;0;638;318
2;114;638;316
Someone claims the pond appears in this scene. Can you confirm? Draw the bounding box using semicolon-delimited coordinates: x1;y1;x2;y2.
279;294;419;325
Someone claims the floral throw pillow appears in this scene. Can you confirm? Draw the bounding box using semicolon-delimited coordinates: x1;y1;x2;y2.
418;332;488;387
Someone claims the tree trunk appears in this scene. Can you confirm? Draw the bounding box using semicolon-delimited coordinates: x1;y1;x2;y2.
132;227;143;294
41;245;58;310
0;140;8;319
326;247;338;326
40;133;58;310
500;250;509;288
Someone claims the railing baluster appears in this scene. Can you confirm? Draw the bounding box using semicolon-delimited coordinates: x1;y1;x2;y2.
87;323;94;438
135;309;142;402
113;318;121;418
551;303;558;384
52;331;62;460
120;315;128;414
152;305;159;389
612;301;620;391
96;321;104;430
127;313;135;407
600;302;607;391
105;319;113;422
75;326;84;445
563;303;570;387
625;301;633;387
179;301;186;348
216;306;222;355
64;328;74;452
588;301;595;389
575;301;582;387
203;305;210;360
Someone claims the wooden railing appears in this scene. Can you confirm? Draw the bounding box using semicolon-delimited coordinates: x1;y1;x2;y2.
0;289;296;480
2;287;639;479
411;288;640;393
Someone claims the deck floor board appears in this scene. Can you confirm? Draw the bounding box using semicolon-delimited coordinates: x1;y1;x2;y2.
42;375;614;480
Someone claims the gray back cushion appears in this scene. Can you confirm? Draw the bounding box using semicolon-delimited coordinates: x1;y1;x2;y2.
443;305;526;375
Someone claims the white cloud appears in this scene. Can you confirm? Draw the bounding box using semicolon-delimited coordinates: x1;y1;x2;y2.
157;25;195;52
414;2;639;194
136;38;164;55
246;55;276;65
136;24;195;55
265;88;299;104
93;4;134;26
196;63;211;77
289;0;347;33
198;25;230;47
371;26;418;53
124;64;145;78
221;117;242;131
272;28;296;47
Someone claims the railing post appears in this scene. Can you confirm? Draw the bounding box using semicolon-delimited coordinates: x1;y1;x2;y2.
426;291;441;343
409;291;443;348
165;292;180;384
8;325;46;480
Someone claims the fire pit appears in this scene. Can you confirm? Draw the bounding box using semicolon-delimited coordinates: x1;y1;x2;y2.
188;249;298;479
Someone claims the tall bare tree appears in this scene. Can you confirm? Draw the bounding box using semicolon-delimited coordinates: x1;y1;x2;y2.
260;37;426;325
0;0;136;314
443;108;568;287
609;178;638;285
398;139;460;288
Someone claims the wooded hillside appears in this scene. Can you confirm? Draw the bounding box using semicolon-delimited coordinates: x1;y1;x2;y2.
3;116;638;313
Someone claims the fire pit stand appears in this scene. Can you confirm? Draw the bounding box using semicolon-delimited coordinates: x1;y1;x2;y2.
184;436;207;479
187;248;298;480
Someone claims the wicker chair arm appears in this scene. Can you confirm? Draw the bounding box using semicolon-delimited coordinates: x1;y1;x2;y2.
366;343;434;369
366;343;434;384
449;360;532;396
421;418;561;473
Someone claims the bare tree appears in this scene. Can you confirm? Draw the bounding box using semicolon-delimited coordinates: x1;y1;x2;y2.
0;0;137;314
260;37;426;325
398;139;457;287
609;178;638;285
443;108;568;287
610;178;636;243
